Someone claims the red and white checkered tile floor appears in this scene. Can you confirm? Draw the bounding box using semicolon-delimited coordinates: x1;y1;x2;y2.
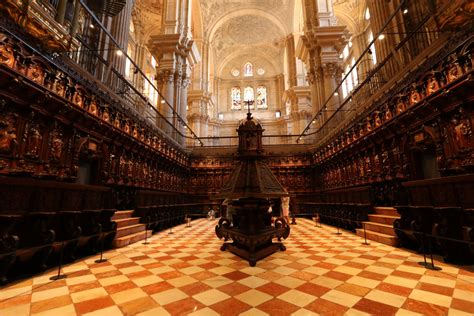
1;218;473;315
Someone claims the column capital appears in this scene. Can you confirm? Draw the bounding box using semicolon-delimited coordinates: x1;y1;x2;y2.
321;62;343;79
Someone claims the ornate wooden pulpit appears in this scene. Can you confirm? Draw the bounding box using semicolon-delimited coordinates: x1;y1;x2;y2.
215;111;290;266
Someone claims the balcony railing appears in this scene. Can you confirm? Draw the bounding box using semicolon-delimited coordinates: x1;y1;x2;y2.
299;0;445;149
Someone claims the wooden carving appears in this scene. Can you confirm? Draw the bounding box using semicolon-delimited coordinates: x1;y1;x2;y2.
0;112;17;154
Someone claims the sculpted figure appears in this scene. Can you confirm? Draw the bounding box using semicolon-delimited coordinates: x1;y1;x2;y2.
89;101;98;116
102;108;110;122
26;124;42;158
0;115;17;153
426;76;440;95
0;43;15;68
50;132;64;161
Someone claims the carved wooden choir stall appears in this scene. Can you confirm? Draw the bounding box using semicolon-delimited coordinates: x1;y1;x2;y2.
215;111;290;267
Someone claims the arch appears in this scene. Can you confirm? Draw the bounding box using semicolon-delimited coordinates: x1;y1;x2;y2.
208;8;288;43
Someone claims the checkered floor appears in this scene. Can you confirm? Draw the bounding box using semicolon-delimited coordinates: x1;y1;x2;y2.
1;218;473;316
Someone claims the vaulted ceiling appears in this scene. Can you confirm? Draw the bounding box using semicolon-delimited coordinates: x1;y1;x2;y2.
199;0;296;78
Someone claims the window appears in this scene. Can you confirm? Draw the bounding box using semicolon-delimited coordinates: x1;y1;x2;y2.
352;58;358;86
365;7;370;20
125;45;133;79
342;45;350;60
244;62;253;77
145;56;158;106
275;111;281;118
244;87;255;109
218;113;224;120
346;65;354;92
256;86;267;109
368;32;377;65
231;87;242;110
341;73;348;98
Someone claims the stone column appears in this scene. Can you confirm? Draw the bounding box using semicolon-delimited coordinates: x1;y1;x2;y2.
108;0;134;76
56;0;68;24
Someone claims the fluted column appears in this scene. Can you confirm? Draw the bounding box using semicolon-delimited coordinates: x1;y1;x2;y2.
108;0;134;76
55;0;67;23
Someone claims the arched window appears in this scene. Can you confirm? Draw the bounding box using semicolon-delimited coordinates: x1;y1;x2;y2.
341;73;348;98
231;87;241;110
244;62;253;77
365;7;371;20
346;65;354;92
368;31;377;65
244;86;255;109
256;86;267;109
351;58;358;86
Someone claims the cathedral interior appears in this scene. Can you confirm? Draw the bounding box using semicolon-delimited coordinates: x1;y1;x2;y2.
0;0;474;315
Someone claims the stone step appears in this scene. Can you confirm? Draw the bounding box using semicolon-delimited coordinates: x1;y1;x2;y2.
374;207;399;216
363;221;396;236
116;224;146;238
113;230;152;248
114;217;141;229
368;214;399;225
356;229;399;247
112;210;134;220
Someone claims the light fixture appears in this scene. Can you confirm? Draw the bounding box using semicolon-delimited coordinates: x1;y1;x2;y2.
116;50;123;56
161;100;165;104
312;120;316;124
378;34;385;40
403;8;408;14
89;24;95;29
334;92;339;96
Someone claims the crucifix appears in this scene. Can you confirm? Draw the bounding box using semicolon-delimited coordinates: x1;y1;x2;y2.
243;100;254;119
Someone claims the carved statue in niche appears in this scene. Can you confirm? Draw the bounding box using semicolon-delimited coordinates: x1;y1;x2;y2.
73;88;84;108
88;100;98;116
0;113;17;153
446;57;463;83
119;154;126;177
0;40;15;68
396;98;406;114
127;159;133;178
385;105;393;121
374;154;381;173
102;107;110;122
54;75;66;97
426;75;440;95
50;130;64;162
26;61;45;84
366;118;372;133
113;113;121;129
365;156;371;173
451;111;472;152
124;120;130;134
132;124;138;138
25;122;42;158
374;112;382;128
409;87;421;106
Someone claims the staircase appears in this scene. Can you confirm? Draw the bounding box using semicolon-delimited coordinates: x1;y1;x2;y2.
111;210;151;248
356;207;400;246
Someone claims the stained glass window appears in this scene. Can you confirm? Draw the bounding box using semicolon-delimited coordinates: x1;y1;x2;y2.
244;87;254;109
256;86;267;109
231;87;241;110
244;62;253;77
